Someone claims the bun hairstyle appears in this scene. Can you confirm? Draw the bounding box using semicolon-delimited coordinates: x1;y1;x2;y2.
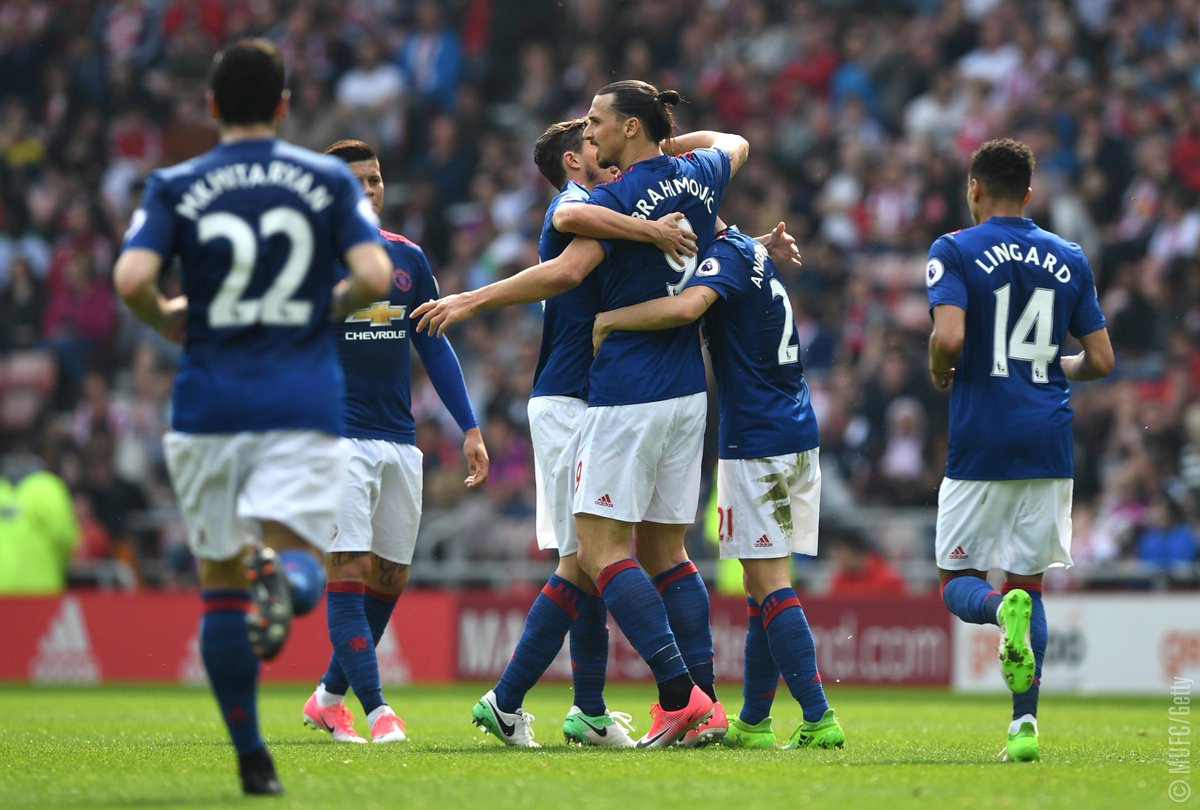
598;80;682;143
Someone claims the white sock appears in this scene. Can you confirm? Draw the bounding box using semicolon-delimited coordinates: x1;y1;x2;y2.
367;705;395;727
1009;714;1037;735
316;682;344;708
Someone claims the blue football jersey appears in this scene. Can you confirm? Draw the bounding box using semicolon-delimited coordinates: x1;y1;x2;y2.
532;181;603;400
687;227;819;459
333;230;442;444
585;148;732;405
124;138;381;435
926;216;1107;479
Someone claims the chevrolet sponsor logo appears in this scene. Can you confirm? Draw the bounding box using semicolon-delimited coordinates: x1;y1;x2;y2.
346;301;407;326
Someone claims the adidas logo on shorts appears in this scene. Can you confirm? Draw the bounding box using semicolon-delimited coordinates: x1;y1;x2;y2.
949;545;969;560
754;534;772;548
595;494;614;508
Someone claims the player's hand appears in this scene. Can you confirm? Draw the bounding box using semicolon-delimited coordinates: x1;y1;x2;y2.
413;292;478;337
652;212;697;265
931;367;955;391
592;312;614;356
462;427;489;488
161;295;188;343
762;222;802;268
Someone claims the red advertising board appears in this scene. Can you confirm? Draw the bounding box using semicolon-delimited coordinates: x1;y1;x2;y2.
0;590;457;684
0;591;951;686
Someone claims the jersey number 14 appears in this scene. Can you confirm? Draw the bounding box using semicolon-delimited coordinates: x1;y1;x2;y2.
992;285;1059;383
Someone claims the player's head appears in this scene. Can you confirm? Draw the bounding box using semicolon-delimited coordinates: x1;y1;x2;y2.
967;138;1034;223
533;118;615;190
326;139;384;217
208;38;288;129
585;80;680;169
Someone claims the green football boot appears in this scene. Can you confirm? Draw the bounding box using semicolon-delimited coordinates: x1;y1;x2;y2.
722;716;778;749
783;708;845;749
997;589;1036;694
1003;719;1041;762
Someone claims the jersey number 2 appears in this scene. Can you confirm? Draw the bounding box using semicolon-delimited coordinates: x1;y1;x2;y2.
992;284;1058;383
198;207;314;328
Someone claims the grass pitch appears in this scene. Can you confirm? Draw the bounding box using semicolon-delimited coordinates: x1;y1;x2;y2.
0;683;1171;809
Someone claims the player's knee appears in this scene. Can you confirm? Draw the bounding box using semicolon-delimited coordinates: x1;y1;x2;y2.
367;556;409;597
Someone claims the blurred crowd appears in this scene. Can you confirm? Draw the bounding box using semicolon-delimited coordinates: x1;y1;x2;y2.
0;0;1197;592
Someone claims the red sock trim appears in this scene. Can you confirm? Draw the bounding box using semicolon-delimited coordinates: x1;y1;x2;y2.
540;580;581;620
203;597;251;613
328;581;366;594
747;605;762;618
1003;582;1043;593
595;559;639;593
653;560;699;593
364;587;398;603
761;595;802;629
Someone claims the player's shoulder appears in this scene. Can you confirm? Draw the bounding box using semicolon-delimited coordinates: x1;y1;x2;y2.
379;228;428;264
271;140;346;174
711;226;756;259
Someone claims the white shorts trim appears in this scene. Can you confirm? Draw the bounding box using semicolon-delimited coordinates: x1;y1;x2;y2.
572;392;706;523
935;477;1073;574
163;430;346;560
529;395;586;555
331;438;423;565
716;449;821;560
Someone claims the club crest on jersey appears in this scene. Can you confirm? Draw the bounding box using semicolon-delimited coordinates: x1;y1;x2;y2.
393;267;412;291
697;257;720;277
346;301;407;326
926;258;944;287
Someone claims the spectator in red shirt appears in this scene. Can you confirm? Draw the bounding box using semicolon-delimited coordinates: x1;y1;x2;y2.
826;525;908;598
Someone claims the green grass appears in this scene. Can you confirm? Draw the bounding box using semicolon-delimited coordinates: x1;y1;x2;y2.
0;684;1176;809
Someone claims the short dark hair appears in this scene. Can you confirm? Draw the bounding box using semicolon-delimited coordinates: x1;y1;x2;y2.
968;138;1035;202
596;80;681;143
209;38;286;126
324;139;378;164
533;119;586;188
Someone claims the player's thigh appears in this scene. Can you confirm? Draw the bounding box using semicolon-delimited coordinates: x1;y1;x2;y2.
643;392;707;524
572;402;668;522
529;395;586;556
716;449;821;561
164;431;259;561
369;441;423;566
239;430;346;552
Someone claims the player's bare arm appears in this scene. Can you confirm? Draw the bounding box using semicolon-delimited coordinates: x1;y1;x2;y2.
929;303;965;390
113;248;188;342
663;130;750;176
331;241;392;319
412;237;606;337
757;222;802;268
1061;327;1115;381
462;426;490;488
553;205;697;265
593;285;718;354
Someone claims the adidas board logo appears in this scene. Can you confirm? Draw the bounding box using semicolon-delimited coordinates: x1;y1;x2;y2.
595;494;613;508
753;534;772;548
949;545;969;560
32;596;101;684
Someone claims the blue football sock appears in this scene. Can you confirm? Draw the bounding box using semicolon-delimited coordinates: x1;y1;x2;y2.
493;574;584;713
1011;585;1047;720
321;586;398;696
324;582;384;716
596;559;688;702
200;590;262;755
654;560;715;701
569;591;609;717
740;598;779;726
762;588;829;723
941;576;1003;625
